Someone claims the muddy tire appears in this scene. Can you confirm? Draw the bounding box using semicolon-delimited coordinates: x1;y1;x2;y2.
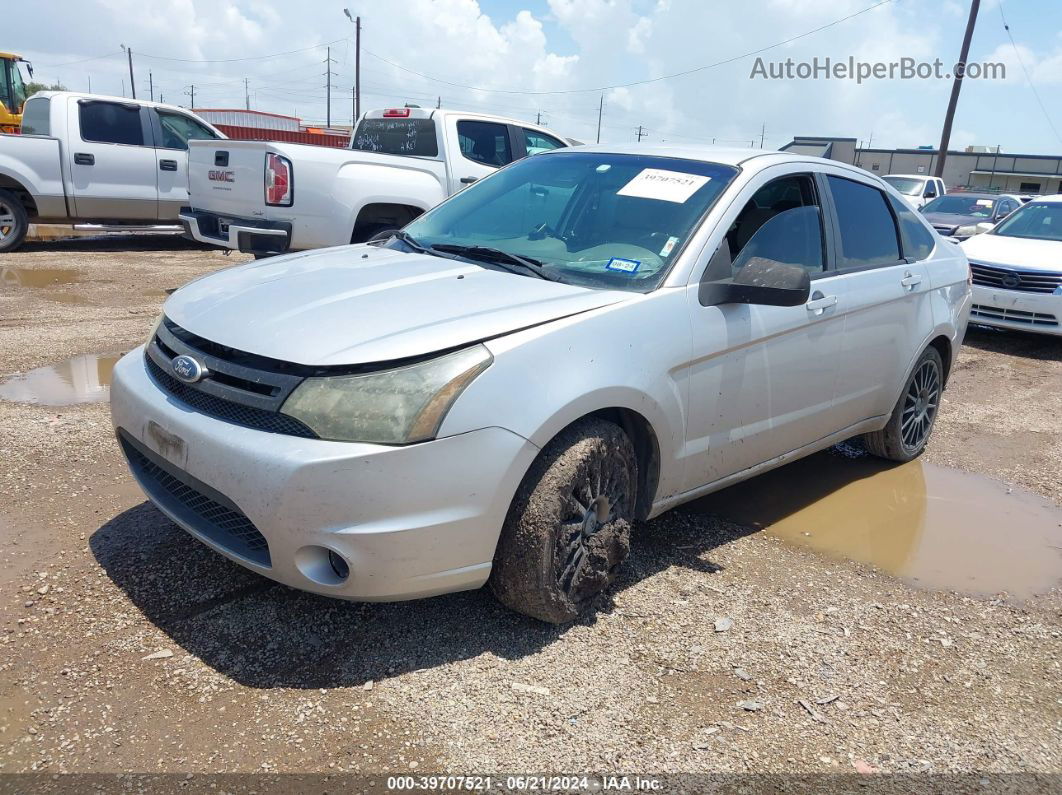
490;418;637;624
865;346;943;462
0;189;29;253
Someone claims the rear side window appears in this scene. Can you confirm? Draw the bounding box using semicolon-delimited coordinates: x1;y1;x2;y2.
21;97;50;136
887;194;936;261
79;101;144;146
827;176;901;268
457;120;512;167
351;118;439;157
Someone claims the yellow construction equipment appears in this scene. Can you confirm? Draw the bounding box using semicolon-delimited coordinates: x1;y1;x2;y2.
0;52;33;134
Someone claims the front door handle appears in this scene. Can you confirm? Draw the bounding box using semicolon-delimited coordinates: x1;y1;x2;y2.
73;152;95;166
159;159;178;172
901;272;922;290
806;291;838;315
460;176;478;184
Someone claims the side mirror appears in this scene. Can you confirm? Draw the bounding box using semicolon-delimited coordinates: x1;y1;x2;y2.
700;257;811;308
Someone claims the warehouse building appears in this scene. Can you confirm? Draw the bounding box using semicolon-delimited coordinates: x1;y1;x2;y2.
781;136;1062;195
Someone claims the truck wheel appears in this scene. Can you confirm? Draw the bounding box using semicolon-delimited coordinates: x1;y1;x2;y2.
0;190;29;253
864;346;943;462
490;418;637;624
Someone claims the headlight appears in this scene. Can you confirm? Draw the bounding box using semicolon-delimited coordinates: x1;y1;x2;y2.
954;224;979;238
280;344;493;444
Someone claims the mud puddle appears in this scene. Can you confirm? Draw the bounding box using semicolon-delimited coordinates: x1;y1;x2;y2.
0;267;81;288
688;450;1062;599
0;353;123;406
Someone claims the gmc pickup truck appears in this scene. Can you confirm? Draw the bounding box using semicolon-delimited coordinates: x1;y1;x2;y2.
0;91;223;252
179;107;571;255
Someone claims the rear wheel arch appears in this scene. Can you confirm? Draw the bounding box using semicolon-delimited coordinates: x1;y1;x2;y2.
349;203;425;243
927;334;952;385
0;175;37;218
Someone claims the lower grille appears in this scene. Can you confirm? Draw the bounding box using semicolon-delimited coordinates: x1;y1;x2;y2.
970;304;1059;327
119;431;271;567
146;356;317;438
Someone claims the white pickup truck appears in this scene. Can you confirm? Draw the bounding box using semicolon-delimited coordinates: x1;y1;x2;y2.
0;91;224;252
179;107;571;255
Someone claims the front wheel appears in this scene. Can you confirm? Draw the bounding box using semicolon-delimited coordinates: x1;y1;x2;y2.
490;418;637;624
0;189;29;253
864;347;943;462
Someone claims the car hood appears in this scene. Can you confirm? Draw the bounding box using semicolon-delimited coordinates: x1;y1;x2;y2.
960;232;1062;271
165;246;629;366
923;212;986;229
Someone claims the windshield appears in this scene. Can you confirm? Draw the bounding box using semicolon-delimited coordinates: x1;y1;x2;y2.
922;195;995;217
882;176;924;195
11;61;27;110
395;151;738;292
990;202;1062;241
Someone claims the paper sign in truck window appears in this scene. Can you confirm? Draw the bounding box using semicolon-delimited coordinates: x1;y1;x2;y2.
617;169;711;203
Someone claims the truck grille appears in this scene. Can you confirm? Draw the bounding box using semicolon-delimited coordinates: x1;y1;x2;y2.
145;318;318;439
970;262;1062;294
970;304;1059;328
119;431;271;567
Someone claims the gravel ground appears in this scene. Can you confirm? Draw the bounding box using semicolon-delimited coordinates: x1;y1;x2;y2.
0;239;1060;780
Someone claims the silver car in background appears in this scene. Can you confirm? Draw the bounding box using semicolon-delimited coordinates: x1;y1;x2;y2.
110;146;971;623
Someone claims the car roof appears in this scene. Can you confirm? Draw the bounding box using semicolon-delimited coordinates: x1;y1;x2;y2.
31;90;201;114
547;143;846;170
938;192;1016;201
1027;194;1062;203
883;173;936;179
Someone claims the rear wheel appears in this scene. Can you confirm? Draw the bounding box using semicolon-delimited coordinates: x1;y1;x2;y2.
490;418;637;624
864;347;943;462
0;190;29;253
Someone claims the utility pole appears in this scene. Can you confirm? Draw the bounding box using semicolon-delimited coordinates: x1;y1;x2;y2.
324;46;338;128
244;78;250;110
123;45;136;99
436;96;441;109
989;144;1001;190
596;94;603;144
355;16;361;121
186;84;195;108
536;111;542;125
759;122;766;148
87;75;92;93
148;71;154;102
636;125;646;142
935;0;980;178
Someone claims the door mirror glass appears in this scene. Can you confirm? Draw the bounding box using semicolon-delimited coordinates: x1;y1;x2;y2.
700;254;811;307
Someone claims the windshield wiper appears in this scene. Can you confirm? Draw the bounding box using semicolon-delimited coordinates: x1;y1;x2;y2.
429;244;564;282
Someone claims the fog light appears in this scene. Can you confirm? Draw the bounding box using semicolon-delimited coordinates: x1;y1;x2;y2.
328;550;350;580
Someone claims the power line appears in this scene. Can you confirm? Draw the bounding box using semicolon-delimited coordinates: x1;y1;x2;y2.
135;38;348;64
998;0;1062;145
360;0;895;96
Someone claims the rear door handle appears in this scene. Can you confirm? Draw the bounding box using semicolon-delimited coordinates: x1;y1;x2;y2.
460;176;478;184
901;272;922;290
159;159;178;172
805;292;838;315
73;152;95;166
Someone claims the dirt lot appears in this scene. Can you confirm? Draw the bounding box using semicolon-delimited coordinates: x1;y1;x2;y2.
0;238;1060;782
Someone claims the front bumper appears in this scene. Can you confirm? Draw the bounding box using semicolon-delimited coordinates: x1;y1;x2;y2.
179;207;291;256
109;348;539;601
970;285;1062;336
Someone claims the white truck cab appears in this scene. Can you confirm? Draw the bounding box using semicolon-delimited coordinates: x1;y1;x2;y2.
0;91;224;251
179;107;571;255
881;173;947;210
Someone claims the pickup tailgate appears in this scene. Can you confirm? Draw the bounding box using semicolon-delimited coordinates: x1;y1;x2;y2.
187;139;275;218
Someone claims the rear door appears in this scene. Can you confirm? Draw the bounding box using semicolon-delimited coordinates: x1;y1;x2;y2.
444;118;515;193
150;108;221;220
67;97;157;220
823;172;933;427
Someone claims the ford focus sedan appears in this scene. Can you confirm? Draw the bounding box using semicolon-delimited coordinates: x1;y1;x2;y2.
962;195;1062;336
111;146;971;623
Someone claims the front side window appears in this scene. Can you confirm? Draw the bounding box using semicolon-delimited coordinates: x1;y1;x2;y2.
457;120;512;167
10;61;27;110
827;175;901;268
523;129;565;156
156;110;218;149
0;61;11;110
397;151;737;292
888;194;935;261
924;181;937;198
716;175;825;276
79;101;144;146
991;202;1062;241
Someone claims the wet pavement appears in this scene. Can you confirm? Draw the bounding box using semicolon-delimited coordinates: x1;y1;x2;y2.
0;354;123;406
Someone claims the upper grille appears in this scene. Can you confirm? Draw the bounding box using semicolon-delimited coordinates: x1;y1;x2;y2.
145;318;318;439
970;262;1062;294
119;431;271;567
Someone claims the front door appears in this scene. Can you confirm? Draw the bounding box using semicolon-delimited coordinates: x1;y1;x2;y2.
683;171;845;490
445;118;515;194
67;97;157;220
152;108;221;221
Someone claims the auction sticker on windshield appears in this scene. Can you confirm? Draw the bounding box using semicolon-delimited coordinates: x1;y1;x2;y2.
605;257;641;273
617;168;711;203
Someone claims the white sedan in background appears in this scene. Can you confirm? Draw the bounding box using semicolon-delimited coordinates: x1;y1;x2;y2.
963;195;1062;336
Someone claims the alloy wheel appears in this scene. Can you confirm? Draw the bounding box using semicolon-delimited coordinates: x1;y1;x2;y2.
901;358;941;451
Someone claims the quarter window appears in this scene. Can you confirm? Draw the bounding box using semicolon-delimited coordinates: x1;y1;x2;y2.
826;175;901;268
523;129;565;156
887;194;935;261
79;101;144;146
457;120;513;167
156;110;218;149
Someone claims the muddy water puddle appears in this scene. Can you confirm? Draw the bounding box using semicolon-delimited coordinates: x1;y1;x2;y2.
689;450;1062;599
0;353;122;406
1;267;81;288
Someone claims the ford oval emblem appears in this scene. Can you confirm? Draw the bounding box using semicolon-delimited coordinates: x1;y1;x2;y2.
171;354;207;384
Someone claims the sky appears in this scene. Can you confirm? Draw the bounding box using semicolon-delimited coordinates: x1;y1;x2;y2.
9;0;1062;154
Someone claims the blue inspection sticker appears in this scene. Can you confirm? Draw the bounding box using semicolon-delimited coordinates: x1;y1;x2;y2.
605;257;641;274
